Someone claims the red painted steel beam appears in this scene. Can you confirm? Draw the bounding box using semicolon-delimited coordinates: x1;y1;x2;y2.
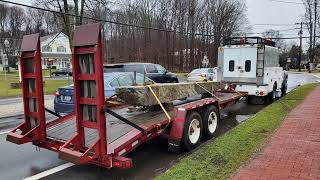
6;33;46;144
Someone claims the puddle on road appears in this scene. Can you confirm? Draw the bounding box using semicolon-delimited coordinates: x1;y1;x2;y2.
236;114;255;123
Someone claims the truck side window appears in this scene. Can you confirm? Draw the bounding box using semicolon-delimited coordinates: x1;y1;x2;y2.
146;64;158;73
245;60;251;72
125;65;144;74
229;60;235;72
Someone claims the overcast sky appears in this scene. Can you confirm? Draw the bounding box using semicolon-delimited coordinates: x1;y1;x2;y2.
247;0;305;36
11;0;307;45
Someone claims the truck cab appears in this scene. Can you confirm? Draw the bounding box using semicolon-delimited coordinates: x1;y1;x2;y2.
218;37;288;104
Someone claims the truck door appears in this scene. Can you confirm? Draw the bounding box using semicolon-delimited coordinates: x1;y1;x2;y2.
239;47;257;79
223;48;240;81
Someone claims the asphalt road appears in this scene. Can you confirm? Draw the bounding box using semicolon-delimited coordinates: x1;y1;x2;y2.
0;73;318;180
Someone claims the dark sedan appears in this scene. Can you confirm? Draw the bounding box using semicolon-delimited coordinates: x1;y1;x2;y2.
51;68;72;76
104;63;179;83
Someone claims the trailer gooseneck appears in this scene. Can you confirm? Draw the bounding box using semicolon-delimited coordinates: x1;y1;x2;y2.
6;23;246;169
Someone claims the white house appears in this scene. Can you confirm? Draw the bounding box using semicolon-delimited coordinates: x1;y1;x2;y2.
40;32;72;69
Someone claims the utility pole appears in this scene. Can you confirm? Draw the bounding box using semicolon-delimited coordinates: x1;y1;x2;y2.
308;1;313;73
313;0;318;65
299;22;303;72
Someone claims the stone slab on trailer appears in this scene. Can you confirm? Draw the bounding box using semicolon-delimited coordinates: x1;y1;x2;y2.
116;82;226;106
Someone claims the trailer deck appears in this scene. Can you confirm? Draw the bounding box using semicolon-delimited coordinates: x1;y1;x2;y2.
45;91;243;154
46;108;174;148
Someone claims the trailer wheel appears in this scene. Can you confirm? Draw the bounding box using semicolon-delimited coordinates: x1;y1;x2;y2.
182;111;203;151
203;106;219;139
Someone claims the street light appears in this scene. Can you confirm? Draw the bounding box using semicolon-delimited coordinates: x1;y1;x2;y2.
3;39;10;81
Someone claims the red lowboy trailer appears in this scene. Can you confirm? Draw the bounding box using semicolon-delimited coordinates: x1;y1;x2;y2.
6;23;246;169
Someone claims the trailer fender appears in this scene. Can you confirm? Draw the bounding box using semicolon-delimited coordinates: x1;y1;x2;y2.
168;108;187;152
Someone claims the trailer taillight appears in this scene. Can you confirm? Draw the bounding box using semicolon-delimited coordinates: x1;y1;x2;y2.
113;157;133;169
113;161;121;167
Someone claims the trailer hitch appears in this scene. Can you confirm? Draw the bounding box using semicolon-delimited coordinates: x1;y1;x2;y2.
104;107;145;132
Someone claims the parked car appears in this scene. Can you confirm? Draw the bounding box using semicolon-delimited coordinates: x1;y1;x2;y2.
316;64;320;71
51;68;72;76
54;72;153;114
104;63;179;83
187;68;218;82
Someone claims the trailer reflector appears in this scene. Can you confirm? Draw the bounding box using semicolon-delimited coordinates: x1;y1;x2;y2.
113;157;133;169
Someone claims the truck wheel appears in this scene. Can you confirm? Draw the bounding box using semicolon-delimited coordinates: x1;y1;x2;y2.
269;84;277;102
172;79;179;83
203;106;219;139
182;111;203;151
281;81;287;97
246;96;266;105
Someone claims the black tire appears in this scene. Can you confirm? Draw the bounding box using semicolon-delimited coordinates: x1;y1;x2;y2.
202;106;219;139
269;83;277;102
281;80;287;97
182;111;203;151
172;79;179;83
246;95;266;105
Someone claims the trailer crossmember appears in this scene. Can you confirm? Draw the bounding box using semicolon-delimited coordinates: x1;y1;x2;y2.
104;108;145;132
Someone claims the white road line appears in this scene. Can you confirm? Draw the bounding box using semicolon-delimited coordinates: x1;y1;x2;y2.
24;163;74;180
0;131;10;135
313;74;320;79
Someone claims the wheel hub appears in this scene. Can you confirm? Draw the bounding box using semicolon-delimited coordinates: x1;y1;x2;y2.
208;112;218;133
188;119;201;144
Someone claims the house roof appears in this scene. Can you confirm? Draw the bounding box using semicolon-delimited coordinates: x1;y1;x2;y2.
40;32;68;42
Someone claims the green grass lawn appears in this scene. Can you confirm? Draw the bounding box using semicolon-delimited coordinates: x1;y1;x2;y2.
156;83;318;180
0;72;68;98
0;69;55;77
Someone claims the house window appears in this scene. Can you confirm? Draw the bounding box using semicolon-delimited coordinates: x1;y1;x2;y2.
42;45;52;52
229;60;235;72
245;60;251;72
57;46;66;53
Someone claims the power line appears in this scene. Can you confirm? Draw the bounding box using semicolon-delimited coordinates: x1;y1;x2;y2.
266;0;303;5
0;0;219;37
252;23;297;26
0;0;309;40
266;0;320;7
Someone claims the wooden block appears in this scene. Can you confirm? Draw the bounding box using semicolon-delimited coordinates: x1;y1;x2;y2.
115;82;226;106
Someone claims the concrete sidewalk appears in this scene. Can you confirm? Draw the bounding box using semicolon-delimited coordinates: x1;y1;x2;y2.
0;95;55;118
233;86;320;180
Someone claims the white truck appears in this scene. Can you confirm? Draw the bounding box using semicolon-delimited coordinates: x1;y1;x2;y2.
218;37;288;104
